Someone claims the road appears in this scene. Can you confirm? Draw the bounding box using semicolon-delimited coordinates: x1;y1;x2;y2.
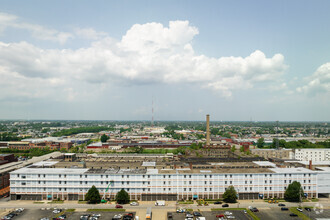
0;198;329;210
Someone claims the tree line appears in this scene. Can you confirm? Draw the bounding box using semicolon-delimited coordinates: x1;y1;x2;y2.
257;138;330;148
52;126;114;137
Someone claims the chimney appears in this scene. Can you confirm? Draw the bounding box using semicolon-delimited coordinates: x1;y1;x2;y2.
206;114;210;146
309;160;312;170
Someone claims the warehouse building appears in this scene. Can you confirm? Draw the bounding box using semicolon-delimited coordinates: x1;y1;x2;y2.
9;153;330;201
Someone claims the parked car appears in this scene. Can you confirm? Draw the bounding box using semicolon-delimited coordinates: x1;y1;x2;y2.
305;207;311;212
185;212;193;218
222;204;229;207
216;214;225;218
79;214;90;220
290;213;298;217
53;209;61;214
281;207;289;211
227;216;235;219
112;214;123;220
297;208;303;212
243;210;247;214
167;213;173;219
278;204;286;206
176;208;186;213
214;201;222;204
130;202;139;206
193;212;202;216
15;208;24;213
58;214;66;220
224;211;233;215
123;215;133;220
251;208;259;212
115;205;123;209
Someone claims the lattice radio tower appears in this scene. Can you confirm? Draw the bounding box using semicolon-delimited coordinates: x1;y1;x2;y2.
151;98;154;127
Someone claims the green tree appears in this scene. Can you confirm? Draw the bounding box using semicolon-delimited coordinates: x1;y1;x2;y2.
284;181;304;202
115;189;130;204
128;146;143;153
271;138;286;148
100;134;109;143
231;146;236;152
257;138;265;148
223;186;237;203
211;128;219;135
85;185;101;204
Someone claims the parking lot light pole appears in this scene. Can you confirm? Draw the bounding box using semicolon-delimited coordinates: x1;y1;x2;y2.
237;189;240;208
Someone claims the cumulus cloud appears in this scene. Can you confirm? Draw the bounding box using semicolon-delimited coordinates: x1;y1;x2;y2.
297;63;330;95
0;17;288;102
0;12;73;44
74;28;108;40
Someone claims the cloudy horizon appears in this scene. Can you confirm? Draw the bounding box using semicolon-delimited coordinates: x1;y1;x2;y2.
0;1;329;121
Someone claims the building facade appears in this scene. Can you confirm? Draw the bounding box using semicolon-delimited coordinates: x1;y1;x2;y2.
251;149;293;159
10;164;321;201
295;148;330;161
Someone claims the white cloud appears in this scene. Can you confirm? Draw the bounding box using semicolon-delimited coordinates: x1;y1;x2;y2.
297;63;330;95
0;18;288;102
0;12;73;44
74;28;108;40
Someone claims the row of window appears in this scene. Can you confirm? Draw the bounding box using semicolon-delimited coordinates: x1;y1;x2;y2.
15;179;313;186
15;186;313;193
15;173;313;179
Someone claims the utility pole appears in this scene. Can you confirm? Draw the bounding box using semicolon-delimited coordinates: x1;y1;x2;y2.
151;97;154;127
276;121;279;149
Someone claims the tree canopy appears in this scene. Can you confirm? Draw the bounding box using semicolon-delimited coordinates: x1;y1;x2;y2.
100;134;109;143
52;126;113;137
223;186;237;203
257;138;265;148
284;181;304;202
115;189;130;204
85;185;101;204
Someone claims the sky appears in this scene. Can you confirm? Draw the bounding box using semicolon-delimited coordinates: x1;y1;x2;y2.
0;0;329;121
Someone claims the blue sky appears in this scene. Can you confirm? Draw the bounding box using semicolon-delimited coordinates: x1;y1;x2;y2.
0;0;329;121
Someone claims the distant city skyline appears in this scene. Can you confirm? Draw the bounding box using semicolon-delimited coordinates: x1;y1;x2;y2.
0;1;329;121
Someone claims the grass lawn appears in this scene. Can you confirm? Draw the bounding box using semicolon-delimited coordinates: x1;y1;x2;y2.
33;201;44;204
78;201;88;204
178;201;194;204
289;207;311;220
48;200;64;204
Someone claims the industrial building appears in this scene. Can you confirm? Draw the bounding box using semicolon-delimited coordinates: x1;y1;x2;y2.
9;153;330;201
294;148;330;161
250;149;294;159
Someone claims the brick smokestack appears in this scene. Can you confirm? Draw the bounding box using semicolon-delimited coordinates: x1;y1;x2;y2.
206;114;210;146
309;160;312;170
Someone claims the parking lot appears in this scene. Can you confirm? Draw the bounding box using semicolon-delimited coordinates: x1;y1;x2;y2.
168;210;251;220
301;208;330;220
13;208;65;220
67;211;135;220
254;207;302;220
2;209;136;220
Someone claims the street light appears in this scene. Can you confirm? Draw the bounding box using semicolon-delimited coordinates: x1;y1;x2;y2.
237;189;240;208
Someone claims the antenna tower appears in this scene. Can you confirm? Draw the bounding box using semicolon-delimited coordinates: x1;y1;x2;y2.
276;120;279;149
151;98;154;127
